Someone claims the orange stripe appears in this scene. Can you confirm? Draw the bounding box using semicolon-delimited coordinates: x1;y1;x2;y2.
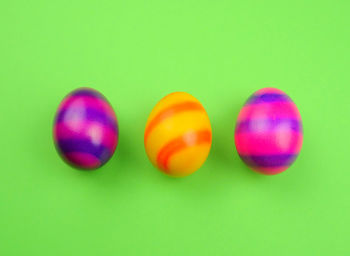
156;130;212;172
144;101;204;143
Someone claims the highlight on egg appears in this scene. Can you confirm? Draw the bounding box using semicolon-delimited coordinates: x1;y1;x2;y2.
234;88;303;175
53;88;119;170
144;92;212;177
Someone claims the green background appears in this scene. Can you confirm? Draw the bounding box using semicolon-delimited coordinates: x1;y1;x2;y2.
1;0;349;255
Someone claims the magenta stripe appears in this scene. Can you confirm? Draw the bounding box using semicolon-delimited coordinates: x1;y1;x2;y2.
64;152;101;169
58;96;116;120
55;107;118;133
235;130;303;155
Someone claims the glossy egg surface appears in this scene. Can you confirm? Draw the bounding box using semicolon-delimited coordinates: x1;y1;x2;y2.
234;88;303;175
145;92;212;177
53;88;118;170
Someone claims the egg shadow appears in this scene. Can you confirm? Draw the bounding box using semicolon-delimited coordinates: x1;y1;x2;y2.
39;102;64;172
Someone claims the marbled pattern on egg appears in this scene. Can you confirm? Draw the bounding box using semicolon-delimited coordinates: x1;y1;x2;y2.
53;88;118;170
234;88;303;175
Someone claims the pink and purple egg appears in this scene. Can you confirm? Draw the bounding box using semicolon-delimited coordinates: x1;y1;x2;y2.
53;88;119;170
234;88;303;175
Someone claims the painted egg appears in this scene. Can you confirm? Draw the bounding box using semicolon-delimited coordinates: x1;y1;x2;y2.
53;88;119;170
234;88;303;175
144;92;212;177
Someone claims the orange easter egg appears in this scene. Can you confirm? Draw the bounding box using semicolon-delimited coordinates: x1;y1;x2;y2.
144;92;212;177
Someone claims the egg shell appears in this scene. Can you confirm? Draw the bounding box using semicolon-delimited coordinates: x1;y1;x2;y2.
144;92;212;177
234;88;303;175
53;88;118;170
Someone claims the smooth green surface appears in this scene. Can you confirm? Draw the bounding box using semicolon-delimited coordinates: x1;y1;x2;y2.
1;1;349;255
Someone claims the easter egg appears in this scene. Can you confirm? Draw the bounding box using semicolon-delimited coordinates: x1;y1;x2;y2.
234;88;303;175
53;88;119;170
144;92;212;177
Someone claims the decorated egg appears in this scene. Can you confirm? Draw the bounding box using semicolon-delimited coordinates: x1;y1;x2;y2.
53;88;119;170
144;92;212;177
234;88;303;175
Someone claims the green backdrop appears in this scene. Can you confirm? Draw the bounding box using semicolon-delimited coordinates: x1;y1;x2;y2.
1;1;349;255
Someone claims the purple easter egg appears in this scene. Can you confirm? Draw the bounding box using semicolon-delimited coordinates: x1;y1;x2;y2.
234;88;303;175
53;88;119;170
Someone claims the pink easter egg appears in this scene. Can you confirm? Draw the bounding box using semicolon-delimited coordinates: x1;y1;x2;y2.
234;88;303;175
